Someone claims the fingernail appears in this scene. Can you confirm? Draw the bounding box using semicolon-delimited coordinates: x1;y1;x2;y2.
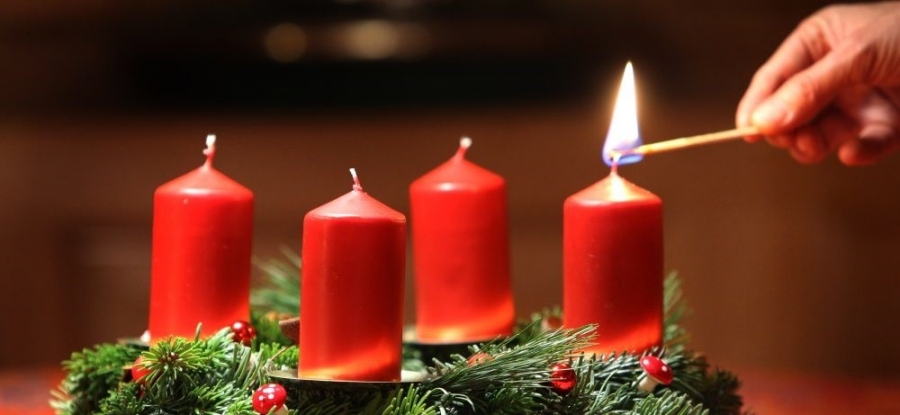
752;100;787;127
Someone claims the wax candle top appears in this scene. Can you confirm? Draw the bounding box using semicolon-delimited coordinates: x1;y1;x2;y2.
155;135;252;197
572;172;659;204
412;138;504;191
307;169;405;221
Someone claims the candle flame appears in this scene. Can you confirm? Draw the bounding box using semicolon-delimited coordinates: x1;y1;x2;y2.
602;62;643;166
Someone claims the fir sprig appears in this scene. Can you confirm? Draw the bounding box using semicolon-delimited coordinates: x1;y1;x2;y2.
53;270;745;415
663;272;690;351
52;343;142;414
423;325;594;413
251;249;301;315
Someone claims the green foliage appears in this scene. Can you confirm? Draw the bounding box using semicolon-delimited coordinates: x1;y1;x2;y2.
252;309;295;346
423;325;594;414
52;343;141;415
698;369;744;415
251;249;301;316
375;386;437;415
55;272;745;415
663;272;690;352
631;390;709;415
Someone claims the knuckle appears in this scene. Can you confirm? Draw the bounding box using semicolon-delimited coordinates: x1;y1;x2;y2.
752;64;784;86
815;4;846;21
844;39;877;83
786;72;821;107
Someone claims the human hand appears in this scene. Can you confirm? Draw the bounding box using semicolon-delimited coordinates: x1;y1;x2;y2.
736;1;900;165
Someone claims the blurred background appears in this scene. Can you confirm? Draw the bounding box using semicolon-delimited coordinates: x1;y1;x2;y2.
2;0;898;380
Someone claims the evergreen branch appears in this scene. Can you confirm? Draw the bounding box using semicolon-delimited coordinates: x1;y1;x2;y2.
252;309;295;346
54;272;745;415
632;389;709;415
369;386;438;415
291;394;354;415
697;369;744;415
97;382;143;415
251;248;301;315
423;325;595;414
51;343;141;415
663;272;690;351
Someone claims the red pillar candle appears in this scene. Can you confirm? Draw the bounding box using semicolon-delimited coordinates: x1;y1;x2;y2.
563;62;663;356
409;137;514;342
299;169;406;381
148;135;253;341
562;171;662;355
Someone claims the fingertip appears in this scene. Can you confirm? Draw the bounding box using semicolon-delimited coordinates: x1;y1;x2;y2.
751;99;788;133
791;127;827;164
766;133;795;149
789;147;821;164
838;137;900;166
736;113;763;143
837;142;877;166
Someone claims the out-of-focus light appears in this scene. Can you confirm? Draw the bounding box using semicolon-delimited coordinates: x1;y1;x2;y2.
339;20;401;60
328;20;430;60
264;23;308;63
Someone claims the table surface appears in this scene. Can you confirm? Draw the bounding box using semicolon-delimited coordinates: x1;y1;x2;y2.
5;367;900;414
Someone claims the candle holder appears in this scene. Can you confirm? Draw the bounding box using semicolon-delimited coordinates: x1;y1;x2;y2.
267;369;427;394
402;326;504;364
117;337;150;350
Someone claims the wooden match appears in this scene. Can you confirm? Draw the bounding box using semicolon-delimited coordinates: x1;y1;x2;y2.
612;126;759;158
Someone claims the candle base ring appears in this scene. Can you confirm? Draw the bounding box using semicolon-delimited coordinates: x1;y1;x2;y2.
403;328;508;364
267;369;427;393
116;337;150;350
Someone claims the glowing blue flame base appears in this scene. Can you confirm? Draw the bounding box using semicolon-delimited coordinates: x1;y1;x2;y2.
606;152;644;166
602;141;645;166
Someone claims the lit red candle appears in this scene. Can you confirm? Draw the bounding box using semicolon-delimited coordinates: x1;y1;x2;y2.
410;137;514;343
299;169;406;381
148;135;254;341
563;63;663;355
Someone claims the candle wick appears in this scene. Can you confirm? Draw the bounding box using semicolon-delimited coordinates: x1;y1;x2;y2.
455;136;473;159
349;168;363;191
610;151;621;175
203;134;217;167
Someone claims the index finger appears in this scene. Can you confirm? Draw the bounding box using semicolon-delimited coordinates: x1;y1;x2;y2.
737;13;831;134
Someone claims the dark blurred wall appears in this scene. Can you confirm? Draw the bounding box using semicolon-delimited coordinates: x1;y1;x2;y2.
2;0;898;379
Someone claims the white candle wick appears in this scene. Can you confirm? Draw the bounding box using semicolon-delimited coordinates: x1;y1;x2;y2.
203;134;217;166
456;136;473;159
460;136;472;149
349;168;363;191
610;152;621;175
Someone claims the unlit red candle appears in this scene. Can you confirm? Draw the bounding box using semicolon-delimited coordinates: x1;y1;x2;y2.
148;135;254;341
299;169;406;381
410;138;514;342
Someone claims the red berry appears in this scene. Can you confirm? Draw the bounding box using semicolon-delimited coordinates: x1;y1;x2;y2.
131;356;150;382
230;320;257;346
252;383;287;414
549;362;576;395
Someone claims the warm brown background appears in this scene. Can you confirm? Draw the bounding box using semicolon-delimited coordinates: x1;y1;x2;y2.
2;0;898;379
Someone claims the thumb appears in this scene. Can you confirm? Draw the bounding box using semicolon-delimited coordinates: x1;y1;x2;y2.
752;47;859;134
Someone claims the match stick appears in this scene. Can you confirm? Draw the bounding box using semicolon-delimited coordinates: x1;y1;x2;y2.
612;126;759;158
